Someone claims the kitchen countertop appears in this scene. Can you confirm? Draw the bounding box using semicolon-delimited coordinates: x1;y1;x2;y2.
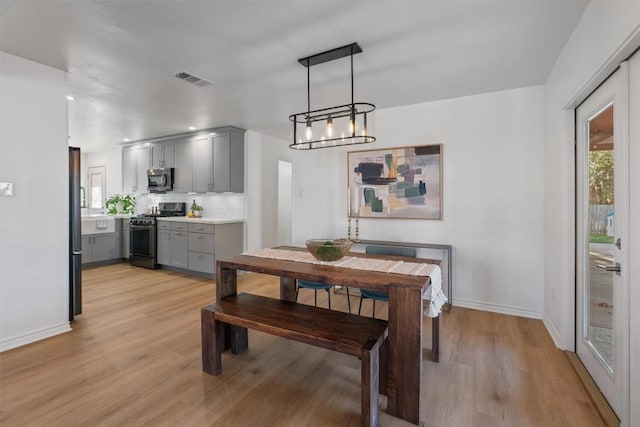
155;217;244;225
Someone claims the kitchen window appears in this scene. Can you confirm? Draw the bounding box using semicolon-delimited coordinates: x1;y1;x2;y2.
87;166;105;210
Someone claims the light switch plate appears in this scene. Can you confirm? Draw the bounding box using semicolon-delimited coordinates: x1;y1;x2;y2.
0;181;15;196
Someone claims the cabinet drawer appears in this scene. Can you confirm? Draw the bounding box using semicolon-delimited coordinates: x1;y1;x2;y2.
171;222;188;231
188;251;215;274
157;221;171;230
189;232;215;253
188;223;214;234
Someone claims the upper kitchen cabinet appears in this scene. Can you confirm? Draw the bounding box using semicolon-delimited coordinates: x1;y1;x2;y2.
122;126;245;194
122;145;151;194
174;138;193;193
192;135;213;192
213;127;244;193
151;141;175;169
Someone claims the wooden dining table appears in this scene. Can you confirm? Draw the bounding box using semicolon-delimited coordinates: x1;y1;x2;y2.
215;246;440;425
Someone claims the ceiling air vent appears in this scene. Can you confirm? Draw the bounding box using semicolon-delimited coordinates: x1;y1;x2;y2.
174;71;212;87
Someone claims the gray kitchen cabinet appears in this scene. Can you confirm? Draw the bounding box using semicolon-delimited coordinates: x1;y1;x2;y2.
170;223;189;269
156;220;243;276
136;146;151;193
157;231;171;265
212;128;245;192
214;222;244;261
82;232;121;264
122;147;137;193
93;233;119;262
192;135;213;192
188;223;215;274
157;220;171;265
81;236;92;264
122;145;151;194
174;139;193;192
151;141;175;169
121;126;245;194
122;220;130;259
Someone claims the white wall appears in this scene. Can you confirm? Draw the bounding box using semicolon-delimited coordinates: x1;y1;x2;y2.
543;1;640;350
245;130;292;251
292;86;545;317
543;4;640;425
0;52;71;351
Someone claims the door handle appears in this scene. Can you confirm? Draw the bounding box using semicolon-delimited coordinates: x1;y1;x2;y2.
597;262;621;274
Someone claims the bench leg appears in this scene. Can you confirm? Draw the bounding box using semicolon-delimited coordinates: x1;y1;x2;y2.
230;325;249;355
378;337;388;396
361;344;380;427
202;307;224;375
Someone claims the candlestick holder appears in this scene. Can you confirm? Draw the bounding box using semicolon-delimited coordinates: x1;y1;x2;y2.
354;216;360;242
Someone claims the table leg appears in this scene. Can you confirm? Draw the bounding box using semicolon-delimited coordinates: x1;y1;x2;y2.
280;276;297;302
386;286;423;425
216;263;238;303
432;314;440;362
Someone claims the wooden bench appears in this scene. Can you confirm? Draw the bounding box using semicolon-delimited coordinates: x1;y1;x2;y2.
201;293;388;427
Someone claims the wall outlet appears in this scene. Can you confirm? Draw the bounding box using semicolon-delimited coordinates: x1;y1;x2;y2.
0;181;14;196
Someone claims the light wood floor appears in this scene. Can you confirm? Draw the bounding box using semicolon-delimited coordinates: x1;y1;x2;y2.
1;263;604;426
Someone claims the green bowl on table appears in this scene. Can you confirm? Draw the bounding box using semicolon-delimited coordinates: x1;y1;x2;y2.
305;239;353;261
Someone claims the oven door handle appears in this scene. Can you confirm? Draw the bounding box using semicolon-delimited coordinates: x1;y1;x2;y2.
130;224;155;230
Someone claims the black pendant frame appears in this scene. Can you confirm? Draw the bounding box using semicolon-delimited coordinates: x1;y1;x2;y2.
289;43;376;150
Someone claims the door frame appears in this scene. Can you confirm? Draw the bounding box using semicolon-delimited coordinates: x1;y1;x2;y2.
574;63;630;422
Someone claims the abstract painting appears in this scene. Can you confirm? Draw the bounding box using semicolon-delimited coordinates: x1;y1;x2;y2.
347;144;442;220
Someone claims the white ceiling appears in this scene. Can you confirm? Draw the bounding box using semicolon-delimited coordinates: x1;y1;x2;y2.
0;1;588;153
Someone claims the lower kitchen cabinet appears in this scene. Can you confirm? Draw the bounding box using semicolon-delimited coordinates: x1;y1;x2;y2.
170;231;188;269
170;222;189;269
156;220;243;276
188;251;215;274
122;221;130;259
82;232;120;264
157;229;171;265
188;223;215;274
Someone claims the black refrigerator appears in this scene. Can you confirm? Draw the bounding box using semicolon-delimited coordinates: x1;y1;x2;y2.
69;147;82;321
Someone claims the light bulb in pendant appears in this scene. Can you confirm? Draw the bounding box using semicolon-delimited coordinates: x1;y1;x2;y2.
305;120;312;140
349;107;356;136
326;115;334;137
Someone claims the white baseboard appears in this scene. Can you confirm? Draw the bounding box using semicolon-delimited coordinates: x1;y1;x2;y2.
542;314;563;349
452;298;543;319
0;322;71;352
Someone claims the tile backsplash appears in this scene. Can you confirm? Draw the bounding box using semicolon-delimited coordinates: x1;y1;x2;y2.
138;193;245;219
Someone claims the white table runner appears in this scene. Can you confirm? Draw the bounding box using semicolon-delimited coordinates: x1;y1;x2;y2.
244;248;447;317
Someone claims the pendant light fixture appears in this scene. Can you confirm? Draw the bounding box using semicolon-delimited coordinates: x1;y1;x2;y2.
289;43;376;150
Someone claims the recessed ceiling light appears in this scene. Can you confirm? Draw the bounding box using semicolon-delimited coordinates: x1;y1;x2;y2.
66;95;75;101
123;138;130;142
189;126;196;131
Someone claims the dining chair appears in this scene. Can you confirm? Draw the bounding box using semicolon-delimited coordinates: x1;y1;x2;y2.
359;245;418;318
296;280;351;312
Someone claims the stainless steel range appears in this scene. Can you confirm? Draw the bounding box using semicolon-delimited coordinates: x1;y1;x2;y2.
129;202;186;269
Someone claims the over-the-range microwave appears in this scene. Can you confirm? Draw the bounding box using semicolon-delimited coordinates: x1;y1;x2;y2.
147;168;175;193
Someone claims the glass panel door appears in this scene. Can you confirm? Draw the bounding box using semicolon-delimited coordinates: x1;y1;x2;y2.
576;67;626;418
586;104;615;369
